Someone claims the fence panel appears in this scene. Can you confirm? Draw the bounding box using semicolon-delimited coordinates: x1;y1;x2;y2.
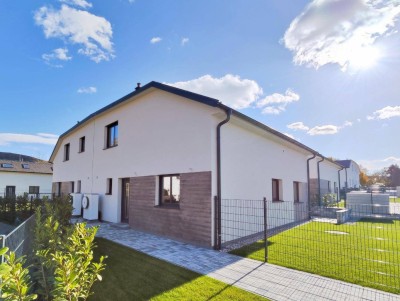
221;199;400;294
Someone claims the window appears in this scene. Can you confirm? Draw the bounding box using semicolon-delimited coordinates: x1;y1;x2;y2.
76;180;81;193
272;179;282;202
1;163;14;168
328;181;331;193
106;178;113;195
64;143;70;161
29;186;40;195
5;186;16;198
293;181;300;203
159;175;180;206
106;122;118;148
79;136;85;153
21;163;30;169
70;181;75;193
56;182;61;197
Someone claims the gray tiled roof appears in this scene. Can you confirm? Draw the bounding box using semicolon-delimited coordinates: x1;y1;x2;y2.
0;153;52;174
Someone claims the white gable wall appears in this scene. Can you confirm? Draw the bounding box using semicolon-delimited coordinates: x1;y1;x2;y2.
339;161;360;189
52;89;219;222
0;172;52;196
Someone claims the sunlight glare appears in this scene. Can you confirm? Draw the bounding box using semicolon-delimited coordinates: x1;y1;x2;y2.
348;46;381;70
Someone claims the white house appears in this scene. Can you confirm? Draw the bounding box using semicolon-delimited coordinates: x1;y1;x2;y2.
50;81;333;247
0;152;53;198
309;157;342;204
336;160;360;190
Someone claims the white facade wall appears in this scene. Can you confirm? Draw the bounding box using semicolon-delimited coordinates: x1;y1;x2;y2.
52;89;220;223
339;161;360;189
219;118;310;241
0;172;52;196
309;159;340;193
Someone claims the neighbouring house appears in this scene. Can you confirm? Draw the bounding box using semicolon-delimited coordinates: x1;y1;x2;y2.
50;81;336;248
0;152;53;198
309;158;342;205
336;159;360;190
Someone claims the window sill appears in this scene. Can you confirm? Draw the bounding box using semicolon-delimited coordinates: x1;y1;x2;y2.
154;204;180;210
78;151;85;154
63;160;69;162
272;200;284;203
105;193;112;196
103;145;118;150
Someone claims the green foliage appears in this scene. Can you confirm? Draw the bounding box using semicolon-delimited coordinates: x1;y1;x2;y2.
322;193;337;207
0;248;37;301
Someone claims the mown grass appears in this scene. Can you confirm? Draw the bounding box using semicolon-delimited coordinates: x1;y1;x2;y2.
230;219;400;294
91;238;268;301
390;197;400;203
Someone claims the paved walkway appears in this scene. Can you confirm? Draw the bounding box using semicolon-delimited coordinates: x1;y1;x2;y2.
92;222;400;301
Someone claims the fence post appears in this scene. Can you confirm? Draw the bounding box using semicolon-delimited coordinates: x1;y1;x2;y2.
263;197;268;263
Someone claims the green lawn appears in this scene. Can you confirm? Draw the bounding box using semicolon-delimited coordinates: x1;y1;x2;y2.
230;219;400;294
90;238;268;301
390;197;400;203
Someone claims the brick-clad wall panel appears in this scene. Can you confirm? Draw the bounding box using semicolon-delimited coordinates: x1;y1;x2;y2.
129;171;212;247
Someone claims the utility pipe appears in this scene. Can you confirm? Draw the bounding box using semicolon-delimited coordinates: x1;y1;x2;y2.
317;156;325;206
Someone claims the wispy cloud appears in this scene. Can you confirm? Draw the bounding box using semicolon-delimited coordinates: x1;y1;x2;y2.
150;37;162;44
307;125;339;136
358;156;400;172
42;48;72;67
256;89;300;115
181;37;189;46
283;0;400;71
59;0;92;8
0;133;59;146
77;86;97;94
34;4;114;63
287;121;309;131
166;74;263;109
367;106;400;120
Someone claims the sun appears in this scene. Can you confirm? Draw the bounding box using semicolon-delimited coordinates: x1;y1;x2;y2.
347;45;381;70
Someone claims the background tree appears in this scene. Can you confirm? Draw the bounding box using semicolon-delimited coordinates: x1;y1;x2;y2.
385;164;400;187
359;165;369;186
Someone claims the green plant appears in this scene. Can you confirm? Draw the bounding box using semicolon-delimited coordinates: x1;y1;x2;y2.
0;248;37;301
322;193;337;207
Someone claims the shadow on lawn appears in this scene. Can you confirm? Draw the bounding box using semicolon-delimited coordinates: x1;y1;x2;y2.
357;217;397;224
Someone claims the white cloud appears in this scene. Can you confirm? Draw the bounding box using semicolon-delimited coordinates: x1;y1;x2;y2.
77;86;97;94
367;105;400;120
150;37;162;44
0;133;59;146
283;0;400;70
181;37;189;46
358;156;400;172
59;0;92;8
42;48;72;66
166;74;263;109
34;4;114;63
287;121;309;131
256;89;300;115
343;120;353;127
308;125;339;136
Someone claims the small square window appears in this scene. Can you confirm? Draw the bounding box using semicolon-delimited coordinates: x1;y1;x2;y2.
106;178;113;195
106;122;118;148
159;175;180;207
64;143;70;161
29;186;40;195
79;136;85;153
21;163;30;169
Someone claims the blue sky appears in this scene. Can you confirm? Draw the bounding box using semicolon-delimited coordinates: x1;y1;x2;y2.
0;0;399;172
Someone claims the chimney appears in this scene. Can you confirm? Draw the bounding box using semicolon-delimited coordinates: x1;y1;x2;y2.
135;83;141;91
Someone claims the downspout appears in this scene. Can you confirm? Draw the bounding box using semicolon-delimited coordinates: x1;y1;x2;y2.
307;153;317;206
317;156;325;206
216;107;232;250
337;166;344;203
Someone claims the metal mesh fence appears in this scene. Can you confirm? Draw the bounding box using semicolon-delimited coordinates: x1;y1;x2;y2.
219;198;400;294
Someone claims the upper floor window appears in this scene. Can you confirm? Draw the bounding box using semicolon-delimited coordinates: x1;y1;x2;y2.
106;122;118;148
79;136;85;153
64;143;70;161
159;175;180;207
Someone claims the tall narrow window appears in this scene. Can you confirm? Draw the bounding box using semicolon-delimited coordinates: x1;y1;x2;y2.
106;178;113;195
64;143;70;161
70;181;75;193
106;122;118;148
76;180;81;193
293;181;300;202
272;179;282;202
79;136;85;153
159;175;180;207
328;181;331;193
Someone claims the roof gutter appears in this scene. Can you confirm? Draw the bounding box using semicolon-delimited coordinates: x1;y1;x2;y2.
317;156;325;206
307;153;317;206
215;107;232;250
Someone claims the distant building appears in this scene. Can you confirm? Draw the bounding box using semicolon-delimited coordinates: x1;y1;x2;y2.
0;152;53;198
335;159;360;190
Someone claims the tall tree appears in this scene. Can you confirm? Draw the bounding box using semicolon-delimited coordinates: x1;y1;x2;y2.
385;164;400;187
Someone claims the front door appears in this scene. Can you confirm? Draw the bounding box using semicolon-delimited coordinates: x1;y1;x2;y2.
121;178;130;223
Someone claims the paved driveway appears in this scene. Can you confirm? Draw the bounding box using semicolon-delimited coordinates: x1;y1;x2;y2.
92;222;400;301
